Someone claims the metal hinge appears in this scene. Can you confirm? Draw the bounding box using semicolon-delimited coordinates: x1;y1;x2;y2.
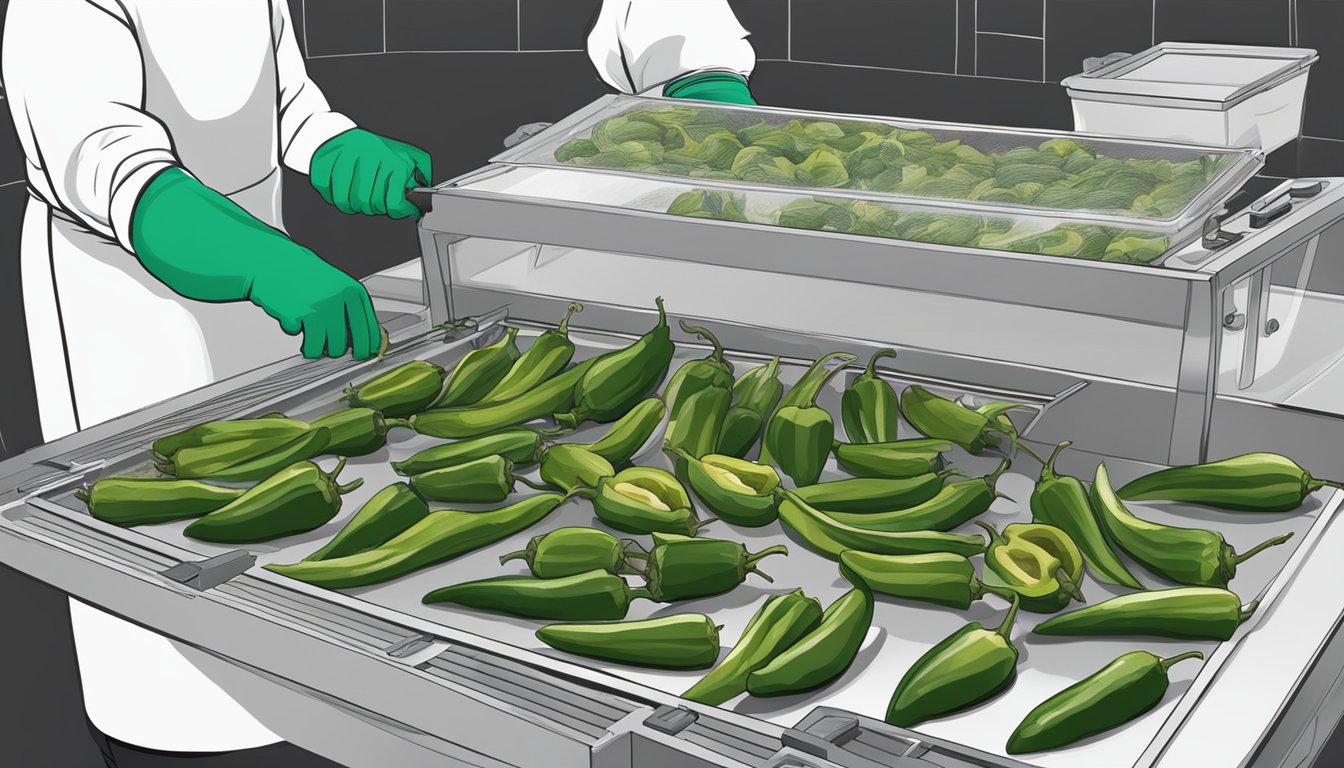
160;550;255;591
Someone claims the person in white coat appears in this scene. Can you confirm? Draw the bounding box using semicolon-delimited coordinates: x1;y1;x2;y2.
1;0;758;765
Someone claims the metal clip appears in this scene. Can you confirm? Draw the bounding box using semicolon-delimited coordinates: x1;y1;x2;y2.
160;550;255;591
643;705;697;735
1203;208;1244;251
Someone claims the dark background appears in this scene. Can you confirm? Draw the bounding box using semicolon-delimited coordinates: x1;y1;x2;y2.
1;0;1343;765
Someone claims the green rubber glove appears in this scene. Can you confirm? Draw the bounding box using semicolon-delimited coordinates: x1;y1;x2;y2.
663;71;756;105
309;128;432;220
131;168;383;361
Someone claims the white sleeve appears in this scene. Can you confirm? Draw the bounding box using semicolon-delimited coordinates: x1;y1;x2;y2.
586;0;757;95
1;0;180;253
272;0;356;175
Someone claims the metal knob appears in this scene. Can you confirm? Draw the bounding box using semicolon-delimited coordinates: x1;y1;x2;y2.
1265;318;1281;336
1224;312;1246;331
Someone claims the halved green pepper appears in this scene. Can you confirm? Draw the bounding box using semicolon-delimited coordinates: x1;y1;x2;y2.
674;450;781;527
980;521;1086;613
587;466;710;536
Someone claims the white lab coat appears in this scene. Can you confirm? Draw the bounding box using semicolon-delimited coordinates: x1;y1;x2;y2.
2;0;756;755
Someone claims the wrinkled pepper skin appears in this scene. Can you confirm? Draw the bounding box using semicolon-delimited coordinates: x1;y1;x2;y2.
644;532;787;602
682;590;823;706
310;407;389;457
1034;587;1259;642
184;459;363;543
842;348;901;444
980;521;1086;613
157;428;332;483
764;353;854;486
832;439;951;479
76;478;246;527
900;386;1013;454
776;490;985;560
1117;452;1342;513
827;460;1009;533
537;614;721;670
794;471;959;513
304;482;431;562
556;298;674;428
747;586;873;697
662;321;735;419
539;444;617;494
1092;463;1293;588
590;467;709;536
392;429;545;476
664;385;731;459
394;359;596;439
422;570;653;621
839;550;1012;609
1006;650;1203;754
1031;441;1142;589
408;455;539;504
478;303;583;405
717;357;784;459
266;492;575;588
152;416;309;460
677;451;781;527
343;360;446;418
759;352;856;466
431;327;522;409
569;397;666;465
500;526;648;579
885;597;1022;727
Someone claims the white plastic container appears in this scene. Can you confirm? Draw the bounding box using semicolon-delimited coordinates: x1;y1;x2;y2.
1063;42;1317;153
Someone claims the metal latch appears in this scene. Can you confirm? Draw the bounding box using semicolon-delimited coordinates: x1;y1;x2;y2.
780;716;938;768
1203;207;1244;250
643;705;697;735
160;550;255;591
1249;198;1293;229
503;122;553;149
1290;180;1325;199
1083;51;1131;73
384;634;436;659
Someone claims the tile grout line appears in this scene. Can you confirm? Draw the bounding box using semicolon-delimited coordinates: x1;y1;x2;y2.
974;0;979;75
787;0;793;62
303;0;309;58
1041;0;1046;82
786;57;1055;84
382;0;387;54
516;0;521;51
977;31;1045;41
1151;0;1157;45
953;0;959;75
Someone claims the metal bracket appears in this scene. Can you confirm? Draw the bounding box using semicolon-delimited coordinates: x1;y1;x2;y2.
384;634;436;659
1203;207;1245;251
1083;51;1131;72
643;704;697;735
779;715;937;768
159;550;255;591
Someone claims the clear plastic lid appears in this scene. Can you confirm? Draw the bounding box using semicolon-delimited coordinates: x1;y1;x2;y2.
494;96;1262;228
455;164;1178;265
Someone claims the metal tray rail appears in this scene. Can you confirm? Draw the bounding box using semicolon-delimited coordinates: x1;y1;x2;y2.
11;315;1335;768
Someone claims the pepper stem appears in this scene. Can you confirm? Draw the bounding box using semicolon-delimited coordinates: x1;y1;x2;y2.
558;302;583;334
553;409;585;430
745;545;789;578
328;457;349;481
1009;436;1048;466
679;320;726;363
534;425;572;438
335;477;366;495
986;459;1012;487
1239;598;1261;624
498;549;528;566
73;488;91;503
1159;651;1204;673
384;418;413;431
994;594;1021;640
1055;567;1085;602
688;516;719;534
1040;441;1071;481
794;352;860;407
1229;532;1294;567
863;348;898;379
979;582;1018;603
566;482;598;501
652;296;667;329
975;520;1005;545
514;475;552;493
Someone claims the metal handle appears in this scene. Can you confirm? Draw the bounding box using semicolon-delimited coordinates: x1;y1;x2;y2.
503;121;554;149
1084;51;1132;73
1203;207;1244;251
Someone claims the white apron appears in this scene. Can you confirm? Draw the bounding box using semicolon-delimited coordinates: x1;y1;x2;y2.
5;0;354;752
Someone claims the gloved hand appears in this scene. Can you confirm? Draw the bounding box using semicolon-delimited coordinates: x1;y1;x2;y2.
663;71;756;105
309;128;432;220
131;168;383;360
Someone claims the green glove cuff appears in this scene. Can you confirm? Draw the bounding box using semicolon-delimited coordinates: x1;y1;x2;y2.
663;71;756;106
130;168;289;302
